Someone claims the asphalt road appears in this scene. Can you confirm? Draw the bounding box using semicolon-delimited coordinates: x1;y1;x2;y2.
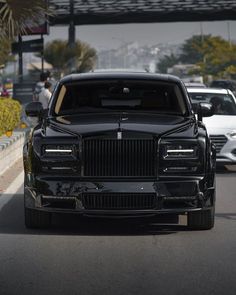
0;171;235;295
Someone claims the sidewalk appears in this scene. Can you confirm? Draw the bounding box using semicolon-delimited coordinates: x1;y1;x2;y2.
0;128;29;177
0;157;23;196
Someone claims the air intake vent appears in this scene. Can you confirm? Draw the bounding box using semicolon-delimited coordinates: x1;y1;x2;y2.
82;193;156;210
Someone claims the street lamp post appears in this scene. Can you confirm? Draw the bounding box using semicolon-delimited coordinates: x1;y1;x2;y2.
69;0;75;46
18;35;23;83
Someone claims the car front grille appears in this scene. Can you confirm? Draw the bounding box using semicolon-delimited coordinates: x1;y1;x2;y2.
210;135;228;154
82;193;156;210
83;139;157;177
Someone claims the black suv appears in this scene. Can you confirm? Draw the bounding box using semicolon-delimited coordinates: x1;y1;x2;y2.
24;71;216;229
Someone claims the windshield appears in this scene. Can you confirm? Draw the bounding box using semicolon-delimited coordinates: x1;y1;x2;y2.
53;80;187;116
189;92;236;115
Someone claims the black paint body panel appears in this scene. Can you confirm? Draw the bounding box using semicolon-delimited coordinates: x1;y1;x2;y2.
23;72;216;217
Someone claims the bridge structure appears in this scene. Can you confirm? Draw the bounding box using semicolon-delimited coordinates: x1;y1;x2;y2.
49;0;236;25
16;1;236;83
48;0;236;45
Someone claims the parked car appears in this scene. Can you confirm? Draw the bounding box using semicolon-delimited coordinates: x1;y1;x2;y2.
210;79;236;95
184;82;206;88
24;72;216;230
187;87;236;170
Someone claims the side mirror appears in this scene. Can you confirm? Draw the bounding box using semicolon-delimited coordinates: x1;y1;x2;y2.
25;102;43;117
198;102;214;121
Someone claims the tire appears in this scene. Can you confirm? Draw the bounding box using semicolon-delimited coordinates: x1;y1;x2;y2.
187;207;215;230
25;207;51;229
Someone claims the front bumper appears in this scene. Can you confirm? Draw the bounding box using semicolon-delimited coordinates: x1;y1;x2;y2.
25;176;215;216
215;136;236;166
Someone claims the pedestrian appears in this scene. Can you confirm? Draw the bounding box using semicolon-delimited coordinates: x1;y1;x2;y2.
33;72;48;102
38;81;52;109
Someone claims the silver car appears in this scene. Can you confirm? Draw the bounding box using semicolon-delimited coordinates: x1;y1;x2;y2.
187;87;236;170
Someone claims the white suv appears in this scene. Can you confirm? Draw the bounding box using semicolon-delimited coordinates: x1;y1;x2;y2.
187;87;236;170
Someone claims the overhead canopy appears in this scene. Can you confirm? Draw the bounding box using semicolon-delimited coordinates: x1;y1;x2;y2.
49;0;236;26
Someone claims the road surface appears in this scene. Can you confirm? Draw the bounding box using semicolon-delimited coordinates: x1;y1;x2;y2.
0;166;235;295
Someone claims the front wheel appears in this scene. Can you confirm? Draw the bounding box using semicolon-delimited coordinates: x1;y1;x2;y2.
25;207;51;229
187;207;215;230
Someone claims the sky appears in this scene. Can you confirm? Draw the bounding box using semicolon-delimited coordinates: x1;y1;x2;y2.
43;21;236;50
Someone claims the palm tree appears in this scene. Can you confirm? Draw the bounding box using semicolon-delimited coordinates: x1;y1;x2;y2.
0;0;50;38
43;40;97;77
0;37;13;66
0;0;50;69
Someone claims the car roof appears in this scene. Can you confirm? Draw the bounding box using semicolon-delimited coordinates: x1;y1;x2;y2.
184;82;206;88
60;71;182;84
187;87;231;94
92;68;148;73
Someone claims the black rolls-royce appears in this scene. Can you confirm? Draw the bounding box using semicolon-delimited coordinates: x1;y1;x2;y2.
24;71;216;229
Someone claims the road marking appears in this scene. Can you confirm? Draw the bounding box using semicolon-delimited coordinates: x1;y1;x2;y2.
0;171;23;211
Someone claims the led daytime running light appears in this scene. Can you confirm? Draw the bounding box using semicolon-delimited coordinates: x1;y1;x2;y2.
45;149;72;153
167;149;194;154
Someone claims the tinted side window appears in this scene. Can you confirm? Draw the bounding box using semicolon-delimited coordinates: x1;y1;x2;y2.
189;92;236;115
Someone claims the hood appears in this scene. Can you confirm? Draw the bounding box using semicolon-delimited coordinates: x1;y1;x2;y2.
47;112;194;137
203;115;236;134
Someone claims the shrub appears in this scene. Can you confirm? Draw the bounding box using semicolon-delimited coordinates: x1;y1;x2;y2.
0;97;22;136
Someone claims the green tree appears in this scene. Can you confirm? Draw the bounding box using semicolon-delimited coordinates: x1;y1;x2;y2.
77;43;98;73
0;37;14;66
177;35;236;79
0;0;50;69
157;53;179;73
195;36;236;78
0;0;49;38
179;35;211;64
43;40;97;77
157;35;236;79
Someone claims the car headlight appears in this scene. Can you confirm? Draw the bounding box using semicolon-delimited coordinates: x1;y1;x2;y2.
164;144;198;159
42;145;75;156
160;141;202;174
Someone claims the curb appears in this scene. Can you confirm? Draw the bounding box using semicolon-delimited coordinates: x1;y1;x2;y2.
0;129;29;176
0;131;25;151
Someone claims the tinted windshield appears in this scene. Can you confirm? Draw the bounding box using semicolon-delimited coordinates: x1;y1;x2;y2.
53;80;187;116
189;92;236;115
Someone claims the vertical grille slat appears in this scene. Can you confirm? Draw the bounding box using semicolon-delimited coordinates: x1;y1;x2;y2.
83;139;156;177
82;193;156;210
